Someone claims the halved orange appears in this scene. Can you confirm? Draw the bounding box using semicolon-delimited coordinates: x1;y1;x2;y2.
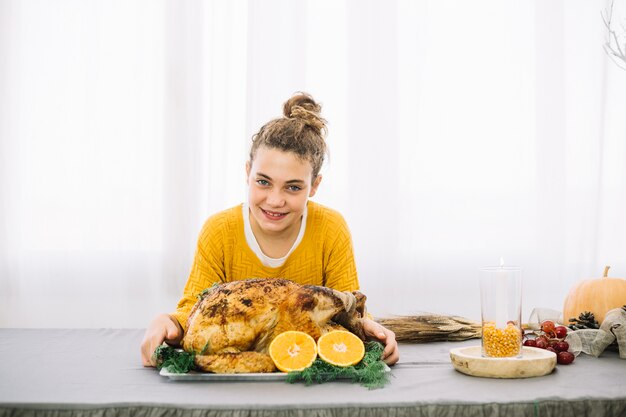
317;330;365;367
268;331;318;372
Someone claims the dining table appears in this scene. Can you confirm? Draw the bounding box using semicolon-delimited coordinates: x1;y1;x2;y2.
0;328;625;417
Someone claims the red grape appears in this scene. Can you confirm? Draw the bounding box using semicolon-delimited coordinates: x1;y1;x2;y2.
535;339;548;349
541;320;556;337
557;351;575;365
554;341;569;352
555;326;568;339
523;339;537;347
546;346;557;354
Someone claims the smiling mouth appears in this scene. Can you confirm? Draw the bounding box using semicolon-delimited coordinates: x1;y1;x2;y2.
261;208;288;219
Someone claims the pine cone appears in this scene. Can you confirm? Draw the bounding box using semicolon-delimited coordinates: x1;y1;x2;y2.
567;311;600;330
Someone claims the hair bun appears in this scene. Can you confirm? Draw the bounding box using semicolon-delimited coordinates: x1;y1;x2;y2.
250;92;328;178
283;92;326;135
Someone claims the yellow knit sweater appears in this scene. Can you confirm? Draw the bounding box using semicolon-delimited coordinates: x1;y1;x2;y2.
171;201;359;330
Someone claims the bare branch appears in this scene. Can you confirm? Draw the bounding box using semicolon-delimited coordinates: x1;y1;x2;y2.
601;2;613;28
603;0;626;69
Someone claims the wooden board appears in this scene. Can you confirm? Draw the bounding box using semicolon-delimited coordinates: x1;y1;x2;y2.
449;345;556;379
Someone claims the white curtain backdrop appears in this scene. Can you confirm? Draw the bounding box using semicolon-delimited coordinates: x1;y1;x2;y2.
1;0;625;328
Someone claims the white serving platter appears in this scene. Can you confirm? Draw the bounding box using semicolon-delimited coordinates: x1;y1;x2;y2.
160;368;290;381
449;345;557;379
159;364;391;382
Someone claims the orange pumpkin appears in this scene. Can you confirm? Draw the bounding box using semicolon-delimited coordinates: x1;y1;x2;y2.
563;266;626;325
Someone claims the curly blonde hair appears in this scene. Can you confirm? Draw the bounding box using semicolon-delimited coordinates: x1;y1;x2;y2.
249;92;327;180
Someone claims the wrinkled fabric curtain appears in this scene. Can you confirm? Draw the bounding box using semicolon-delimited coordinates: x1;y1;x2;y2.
1;0;624;327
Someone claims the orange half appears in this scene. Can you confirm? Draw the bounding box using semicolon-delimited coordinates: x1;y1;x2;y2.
317;330;365;367
268;331;318;373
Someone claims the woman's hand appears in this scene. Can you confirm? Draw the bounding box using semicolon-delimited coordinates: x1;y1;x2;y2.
362;318;399;365
140;313;183;367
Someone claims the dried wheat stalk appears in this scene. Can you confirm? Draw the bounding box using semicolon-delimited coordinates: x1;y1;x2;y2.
376;314;482;343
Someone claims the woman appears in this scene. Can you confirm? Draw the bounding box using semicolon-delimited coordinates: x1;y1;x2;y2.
141;92;399;366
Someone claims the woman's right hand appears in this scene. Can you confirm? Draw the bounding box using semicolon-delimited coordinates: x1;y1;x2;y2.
140;313;183;367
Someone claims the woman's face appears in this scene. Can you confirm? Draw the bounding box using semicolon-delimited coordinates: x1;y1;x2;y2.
246;147;321;238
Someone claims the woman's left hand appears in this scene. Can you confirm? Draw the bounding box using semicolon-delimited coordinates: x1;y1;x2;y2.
362;318;399;365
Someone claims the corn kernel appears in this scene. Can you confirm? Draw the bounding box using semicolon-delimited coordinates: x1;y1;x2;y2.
481;322;521;357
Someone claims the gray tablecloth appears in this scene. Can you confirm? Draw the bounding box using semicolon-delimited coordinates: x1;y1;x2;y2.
0;328;625;417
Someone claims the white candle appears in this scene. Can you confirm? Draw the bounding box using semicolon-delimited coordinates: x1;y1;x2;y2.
496;257;507;328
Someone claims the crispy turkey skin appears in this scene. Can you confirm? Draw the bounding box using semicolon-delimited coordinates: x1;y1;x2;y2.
181;278;367;373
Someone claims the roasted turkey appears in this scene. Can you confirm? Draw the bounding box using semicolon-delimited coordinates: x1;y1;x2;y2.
181;278;367;373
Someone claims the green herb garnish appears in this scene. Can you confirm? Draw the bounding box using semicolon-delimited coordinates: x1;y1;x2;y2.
153;345;196;373
197;283;220;300
286;341;391;389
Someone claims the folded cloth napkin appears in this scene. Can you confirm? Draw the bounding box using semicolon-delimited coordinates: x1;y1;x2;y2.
565;308;626;359
527;307;625;359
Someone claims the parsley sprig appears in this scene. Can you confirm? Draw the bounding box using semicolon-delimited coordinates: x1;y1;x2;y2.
154;345;196;373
